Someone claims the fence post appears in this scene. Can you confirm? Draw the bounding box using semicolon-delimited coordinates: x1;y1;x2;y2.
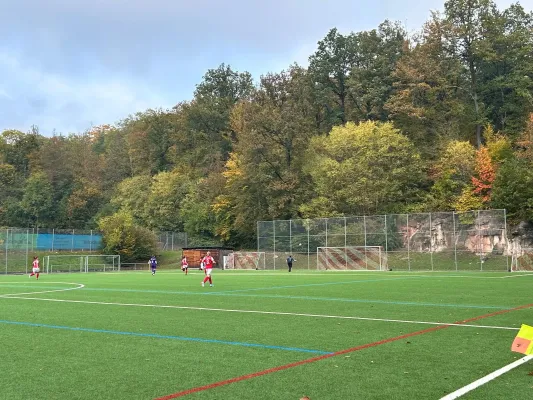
363;216;368;270
453;212;458;271
429;213;434;271
289;219;292;256
51;229;55;252
406;214;411;271
307;220;310;270
384;216;389;268
25;229;29;274
273;221;276;270
344;217;347;269
5;228;8;274
504;209;509;272
478;210;483;271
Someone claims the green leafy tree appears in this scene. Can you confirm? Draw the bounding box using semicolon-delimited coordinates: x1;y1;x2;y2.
347;21;406;122
20;172;54;227
98;211;157;262
303;121;423;215
309;28;357;128
144;170;190;231
111;175;152;224
426;141;477;210
219;67;319;242
386;15;471;155
492;157;533;221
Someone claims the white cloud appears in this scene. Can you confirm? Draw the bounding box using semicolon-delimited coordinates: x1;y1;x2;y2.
0;52;170;134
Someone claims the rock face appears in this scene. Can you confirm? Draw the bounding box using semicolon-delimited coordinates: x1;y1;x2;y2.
400;212;509;255
508;221;533;256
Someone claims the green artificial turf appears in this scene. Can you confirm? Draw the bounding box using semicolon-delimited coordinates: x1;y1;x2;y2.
1;270;532;399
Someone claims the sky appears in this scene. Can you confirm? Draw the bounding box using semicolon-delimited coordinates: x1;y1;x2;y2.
0;0;532;135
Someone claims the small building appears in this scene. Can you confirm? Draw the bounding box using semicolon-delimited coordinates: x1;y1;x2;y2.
181;247;234;268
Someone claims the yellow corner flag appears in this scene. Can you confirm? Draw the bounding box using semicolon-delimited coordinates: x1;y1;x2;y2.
511;324;533;355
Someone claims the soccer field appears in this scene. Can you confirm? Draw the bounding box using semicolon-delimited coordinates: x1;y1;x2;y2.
1;270;532;399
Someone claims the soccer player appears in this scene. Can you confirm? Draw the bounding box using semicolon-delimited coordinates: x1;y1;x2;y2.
201;251;216;287
29;256;40;279
287;255;295;272
181;256;188;275
149;255;157;275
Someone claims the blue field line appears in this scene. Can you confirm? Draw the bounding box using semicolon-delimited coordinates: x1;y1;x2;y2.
0;319;332;355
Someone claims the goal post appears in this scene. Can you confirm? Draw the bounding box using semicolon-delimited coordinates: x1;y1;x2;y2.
317;246;387;271
44;255;121;273
225;252;266;270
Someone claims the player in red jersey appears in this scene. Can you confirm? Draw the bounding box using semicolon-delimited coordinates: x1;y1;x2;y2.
181;256;188;275
29;256;40;279
201;251;216;287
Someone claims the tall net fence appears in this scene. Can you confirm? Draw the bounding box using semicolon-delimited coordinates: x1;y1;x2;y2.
1;228;186;274
257;210;510;271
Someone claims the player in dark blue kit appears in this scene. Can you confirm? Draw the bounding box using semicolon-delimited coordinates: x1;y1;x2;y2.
149;256;157;275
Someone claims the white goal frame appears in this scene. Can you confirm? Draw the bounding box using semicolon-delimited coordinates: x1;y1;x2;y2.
317;246;387;271
44;255;121;273
225;252;266;270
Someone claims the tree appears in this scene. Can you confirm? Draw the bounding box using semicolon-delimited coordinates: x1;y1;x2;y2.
111;175;152;224
303;121;423;215
386;15;471;155
309;28;357;128
347;21;406;122
471;146;495;203
144;170;190;231
219;67;319;242
444;0;497;146
98;211;157;262
425;141;477;210
492;157;533;221
477;4;533;136
20;172;53;227
0;129;42;176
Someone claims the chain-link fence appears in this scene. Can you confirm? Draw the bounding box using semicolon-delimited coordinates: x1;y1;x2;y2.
155;231;188;251
0;228;103;274
258;210;509;271
1;228;187;274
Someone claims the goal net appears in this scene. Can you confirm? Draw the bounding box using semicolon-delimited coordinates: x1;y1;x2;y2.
44;255;121;273
510;248;533;272
317;246;387;271
225;252;266;270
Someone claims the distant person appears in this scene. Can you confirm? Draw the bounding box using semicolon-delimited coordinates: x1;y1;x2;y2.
201;251;216;287
149;255;157;276
29;256;40;279
287;255;295;272
181;256;188;275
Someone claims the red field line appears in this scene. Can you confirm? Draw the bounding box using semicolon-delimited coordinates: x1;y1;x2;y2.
154;303;533;399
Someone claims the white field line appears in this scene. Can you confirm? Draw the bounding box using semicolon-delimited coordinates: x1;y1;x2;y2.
1;295;518;330
440;355;533;399
0;282;85;297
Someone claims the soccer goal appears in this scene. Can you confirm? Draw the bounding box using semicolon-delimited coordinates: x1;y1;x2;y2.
44;255;121;273
317;246;387;271
225;252;266;270
510;248;533;272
